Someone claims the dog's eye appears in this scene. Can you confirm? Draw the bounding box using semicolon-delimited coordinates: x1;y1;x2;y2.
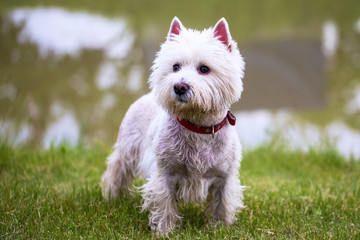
199;65;210;74
173;64;181;72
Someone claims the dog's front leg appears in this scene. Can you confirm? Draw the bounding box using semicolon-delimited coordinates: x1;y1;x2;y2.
141;172;181;235
208;174;245;225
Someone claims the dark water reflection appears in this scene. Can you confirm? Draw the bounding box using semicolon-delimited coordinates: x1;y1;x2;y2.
0;6;359;157
235;40;325;111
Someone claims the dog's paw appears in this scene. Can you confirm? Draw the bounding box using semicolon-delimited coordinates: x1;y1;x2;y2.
150;224;177;238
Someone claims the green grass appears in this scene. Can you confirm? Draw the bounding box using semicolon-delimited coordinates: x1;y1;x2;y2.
0;142;359;239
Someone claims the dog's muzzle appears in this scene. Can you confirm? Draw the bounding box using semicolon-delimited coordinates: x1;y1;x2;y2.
173;82;190;103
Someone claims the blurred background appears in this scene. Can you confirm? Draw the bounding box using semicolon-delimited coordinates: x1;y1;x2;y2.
0;0;359;158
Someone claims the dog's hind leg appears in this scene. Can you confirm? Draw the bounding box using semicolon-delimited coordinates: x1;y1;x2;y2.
102;142;137;199
101;93;159;199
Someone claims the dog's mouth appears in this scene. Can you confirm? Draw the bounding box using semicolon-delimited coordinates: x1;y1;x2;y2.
175;95;189;104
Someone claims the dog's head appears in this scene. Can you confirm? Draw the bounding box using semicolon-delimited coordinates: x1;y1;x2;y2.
149;17;245;124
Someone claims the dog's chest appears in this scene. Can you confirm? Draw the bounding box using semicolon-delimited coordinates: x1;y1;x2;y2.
160;138;224;173
158;131;228;173
158;133;230;202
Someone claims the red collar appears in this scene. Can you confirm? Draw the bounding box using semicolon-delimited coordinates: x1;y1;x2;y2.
177;111;236;137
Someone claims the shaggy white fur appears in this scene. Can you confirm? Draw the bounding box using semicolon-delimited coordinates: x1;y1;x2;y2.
102;17;246;235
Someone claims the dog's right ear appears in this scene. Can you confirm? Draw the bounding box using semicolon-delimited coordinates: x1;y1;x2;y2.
214;18;233;52
167;17;184;41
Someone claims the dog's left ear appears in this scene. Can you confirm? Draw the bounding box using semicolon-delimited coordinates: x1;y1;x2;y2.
167;17;184;41
214;18;232;52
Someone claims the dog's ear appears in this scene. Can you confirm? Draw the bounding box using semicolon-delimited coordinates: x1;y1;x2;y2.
167;17;184;41
214;18;232;52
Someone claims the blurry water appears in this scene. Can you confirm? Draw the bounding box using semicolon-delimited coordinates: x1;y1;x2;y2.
1;6;359;159
10;8;134;59
42;109;80;149
1;7;144;148
235;110;360;159
322;21;338;59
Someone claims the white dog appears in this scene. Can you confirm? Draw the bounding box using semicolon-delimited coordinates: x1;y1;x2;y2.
102;17;246;234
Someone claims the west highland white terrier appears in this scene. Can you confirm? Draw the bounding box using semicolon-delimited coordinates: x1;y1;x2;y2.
102;17;246;234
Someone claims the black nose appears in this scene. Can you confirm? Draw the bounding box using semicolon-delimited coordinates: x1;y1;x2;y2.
173;83;189;96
